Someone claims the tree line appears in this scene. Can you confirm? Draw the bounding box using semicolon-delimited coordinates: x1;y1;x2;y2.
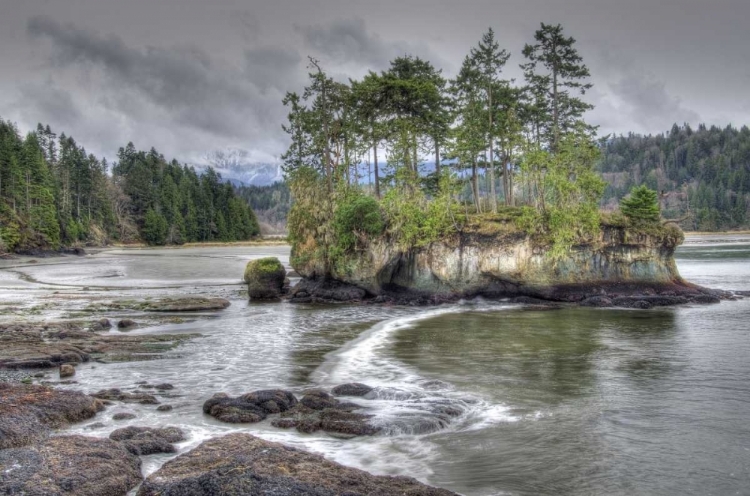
284;23;616;266
235;182;291;235
600;123;750;231
0;120;259;253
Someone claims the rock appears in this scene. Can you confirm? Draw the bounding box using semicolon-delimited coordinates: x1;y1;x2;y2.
244;257;287;299
203;389;297;423
109;426;185;456
136;433;455;496
580;296;613;307
332;383;374;397
272;403;381;437
59;363;76;378
300;390;338;410
117;319;137;330
0;435;141;495
154;383;174;390
112;412;137;421
157;404;173;412
0;322;198;369
288;277;368;304
0;383;104;449
91;388;159;405
92;318;111;331
140;297;230;312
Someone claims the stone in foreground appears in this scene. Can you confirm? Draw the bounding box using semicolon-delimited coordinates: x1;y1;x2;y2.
0;383;104;449
244;257;287;299
0;435;142;496
203;389;297;423
137;433;456;496
109;425;186;455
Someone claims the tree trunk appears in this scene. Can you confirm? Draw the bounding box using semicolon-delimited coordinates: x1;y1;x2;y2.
435;140;440;177
488;85;497;213
472;156;481;213
552;62;559;152
373;140;380;199
321;75;332;192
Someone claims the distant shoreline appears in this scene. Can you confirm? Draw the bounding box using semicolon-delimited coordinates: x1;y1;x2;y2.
684;231;750;236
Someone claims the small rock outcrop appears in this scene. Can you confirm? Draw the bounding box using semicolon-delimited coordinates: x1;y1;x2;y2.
272;390;379;437
332;383;374;397
203;389;297;423
91;388;159;405
0;435;142;496
59;363;76;378
109;426;186;456
0;383;104;449
136;433;456;496
244;257;287;299
117;319;137;330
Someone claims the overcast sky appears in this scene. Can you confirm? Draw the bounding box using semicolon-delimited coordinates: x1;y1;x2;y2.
1;0;749;163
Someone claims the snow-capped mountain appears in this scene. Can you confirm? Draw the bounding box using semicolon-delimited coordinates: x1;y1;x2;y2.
197;149;283;187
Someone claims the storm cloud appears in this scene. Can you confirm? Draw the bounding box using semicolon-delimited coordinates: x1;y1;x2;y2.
1;0;748;163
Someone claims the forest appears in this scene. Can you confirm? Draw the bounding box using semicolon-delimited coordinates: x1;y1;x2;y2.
235;182;291;235
0;121;259;253
599;124;750;231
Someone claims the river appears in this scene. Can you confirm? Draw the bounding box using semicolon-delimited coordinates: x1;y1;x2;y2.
1;236;749;495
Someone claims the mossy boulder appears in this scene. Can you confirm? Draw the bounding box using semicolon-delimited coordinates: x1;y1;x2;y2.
244;257;287;300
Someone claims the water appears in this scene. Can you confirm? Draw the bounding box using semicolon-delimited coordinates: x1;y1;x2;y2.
1;238;749;495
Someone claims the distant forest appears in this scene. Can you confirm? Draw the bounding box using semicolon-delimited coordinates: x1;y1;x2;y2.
600;123;750;231
0;119;259;253
235;182;291;235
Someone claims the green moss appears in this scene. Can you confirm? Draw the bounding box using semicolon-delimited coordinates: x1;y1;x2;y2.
244;257;285;283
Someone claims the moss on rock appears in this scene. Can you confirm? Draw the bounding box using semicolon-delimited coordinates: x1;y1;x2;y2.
244;257;287;300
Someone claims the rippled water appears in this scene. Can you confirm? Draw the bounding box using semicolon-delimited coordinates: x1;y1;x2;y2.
1;238;749;495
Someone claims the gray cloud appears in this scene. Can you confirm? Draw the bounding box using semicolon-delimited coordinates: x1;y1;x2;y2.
1;0;747;163
28;15;261;138
297;18;449;75
244;47;302;93
610;74;700;132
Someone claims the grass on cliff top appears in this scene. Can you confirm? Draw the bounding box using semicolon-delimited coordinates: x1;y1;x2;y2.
462;207;683;245
462;206;530;237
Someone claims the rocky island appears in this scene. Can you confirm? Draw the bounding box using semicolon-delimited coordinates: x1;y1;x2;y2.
286;220;722;307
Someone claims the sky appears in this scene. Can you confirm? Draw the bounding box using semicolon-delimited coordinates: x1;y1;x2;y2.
1;0;749;164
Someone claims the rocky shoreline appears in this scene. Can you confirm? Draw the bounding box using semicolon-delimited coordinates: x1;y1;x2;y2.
0;380;455;495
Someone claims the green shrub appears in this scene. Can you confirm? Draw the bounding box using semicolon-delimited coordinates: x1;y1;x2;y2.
620;185;660;223
332;193;384;253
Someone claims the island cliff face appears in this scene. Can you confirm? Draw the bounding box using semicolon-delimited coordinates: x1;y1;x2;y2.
288;224;722;306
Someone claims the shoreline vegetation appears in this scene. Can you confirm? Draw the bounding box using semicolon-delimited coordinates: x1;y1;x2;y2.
0;123;261;256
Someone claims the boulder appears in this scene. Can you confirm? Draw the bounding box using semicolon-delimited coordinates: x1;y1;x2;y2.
332;383;374;397
59;363;76;378
109;426;185;456
136;433;456;496
157;404;173;412
0;435;142;496
0;383;104;449
244;257;287;299
203;389;297;423
117;319;137;330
